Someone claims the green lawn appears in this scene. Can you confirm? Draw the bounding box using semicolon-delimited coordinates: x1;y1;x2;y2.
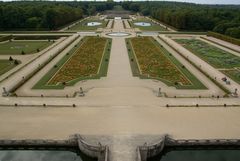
0;59;20;76
68;18;108;31
33;36;112;89
0;41;53;55
126;36;206;89
129;18;167;31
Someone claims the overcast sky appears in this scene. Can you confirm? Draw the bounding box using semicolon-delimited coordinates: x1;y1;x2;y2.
81;0;240;4
1;0;240;4
114;0;240;4
145;0;240;4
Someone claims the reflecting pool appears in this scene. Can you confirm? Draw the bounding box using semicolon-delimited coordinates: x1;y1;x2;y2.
0;150;97;161
148;149;240;161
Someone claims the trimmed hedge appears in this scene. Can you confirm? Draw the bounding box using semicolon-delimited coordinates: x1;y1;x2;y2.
0;35;13;42
13;35;61;40
207;31;240;46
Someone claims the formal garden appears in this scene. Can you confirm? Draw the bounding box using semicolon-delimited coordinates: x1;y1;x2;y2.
175;38;240;84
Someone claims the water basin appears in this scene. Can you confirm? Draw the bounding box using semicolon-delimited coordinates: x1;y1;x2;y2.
148;148;240;161
87;22;102;26
0;150;97;161
134;22;151;27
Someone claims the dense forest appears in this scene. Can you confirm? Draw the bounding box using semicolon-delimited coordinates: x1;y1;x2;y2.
0;1;240;38
121;2;240;38
0;1;114;30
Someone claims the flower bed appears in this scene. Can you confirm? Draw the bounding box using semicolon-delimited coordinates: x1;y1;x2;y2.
48;37;108;85
127;36;206;89
33;36;111;89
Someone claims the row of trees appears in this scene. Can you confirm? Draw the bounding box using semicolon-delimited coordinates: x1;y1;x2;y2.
122;2;240;38
0;1;114;30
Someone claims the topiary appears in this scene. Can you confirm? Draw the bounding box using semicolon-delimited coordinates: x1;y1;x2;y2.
14;60;19;65
9;56;13;61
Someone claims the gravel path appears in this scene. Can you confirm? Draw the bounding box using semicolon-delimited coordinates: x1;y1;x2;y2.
0;106;239;140
106;19;113;29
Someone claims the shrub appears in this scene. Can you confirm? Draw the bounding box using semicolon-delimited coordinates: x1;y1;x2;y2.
9;56;13;61
0;35;12;42
14;60;19;65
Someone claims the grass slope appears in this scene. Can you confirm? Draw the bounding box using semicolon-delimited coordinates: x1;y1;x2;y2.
222;69;240;84
0;59;20;76
126;36;206;89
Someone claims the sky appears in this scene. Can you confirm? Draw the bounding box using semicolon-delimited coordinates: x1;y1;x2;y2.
148;0;240;4
1;0;240;4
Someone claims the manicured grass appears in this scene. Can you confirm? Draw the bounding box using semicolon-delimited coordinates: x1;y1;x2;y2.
126;36;206;89
0;41;53;55
0;59;20;76
175;39;240;69
221;69;240;84
33;36;111;89
129;18;167;31
68;18;108;31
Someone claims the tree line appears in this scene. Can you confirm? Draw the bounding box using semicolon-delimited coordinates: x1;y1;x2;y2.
121;1;240;39
0;1;114;30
